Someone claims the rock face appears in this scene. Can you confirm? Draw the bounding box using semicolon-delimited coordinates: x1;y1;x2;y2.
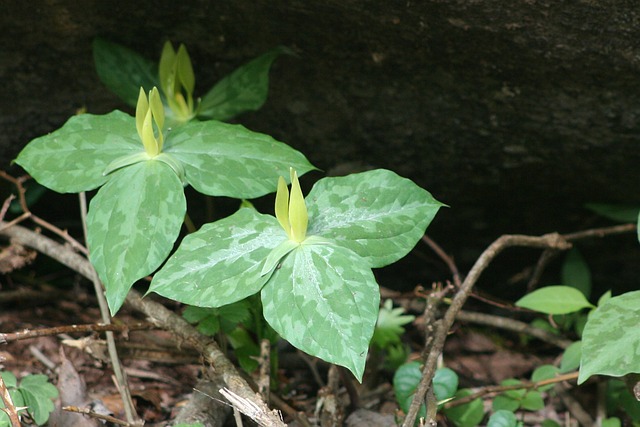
2;1;639;290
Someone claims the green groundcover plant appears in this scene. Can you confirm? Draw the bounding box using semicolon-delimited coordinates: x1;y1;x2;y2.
0;372;58;426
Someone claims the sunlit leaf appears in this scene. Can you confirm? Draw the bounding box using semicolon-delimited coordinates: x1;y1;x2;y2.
15;111;141;193
307;169;444;268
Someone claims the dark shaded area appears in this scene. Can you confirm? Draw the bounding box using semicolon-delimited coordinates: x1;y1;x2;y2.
1;0;639;294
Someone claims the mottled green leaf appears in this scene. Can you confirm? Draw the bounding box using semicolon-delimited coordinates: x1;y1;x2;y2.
149;209;284;307
261;242;379;381
487;410;517;427
15;111;142;193
443;389;485;427
165;120;316;198
307;169;444;268
87;161;186;314
579;291;640;384
93;38;159;107
561;249;591;298
199;47;291;121
515;286;594;315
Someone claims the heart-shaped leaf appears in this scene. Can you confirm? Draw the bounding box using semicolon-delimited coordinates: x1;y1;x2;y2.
166;120;316;198
87;161;186;314
260;241;379;380
149;208;284;307
198;46;291;121
15;111;142;193
306;169;444;268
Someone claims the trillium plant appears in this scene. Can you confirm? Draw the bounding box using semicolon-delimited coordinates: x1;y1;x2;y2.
149;168;443;379
15;87;314;314
93;38;290;123
14;38;444;380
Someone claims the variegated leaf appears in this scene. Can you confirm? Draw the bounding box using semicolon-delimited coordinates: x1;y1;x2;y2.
165;120;316;198
15;111;142;193
578;290;640;384
149;208;285;307
87;160;186;314
306;169;444;268
261;242;379;381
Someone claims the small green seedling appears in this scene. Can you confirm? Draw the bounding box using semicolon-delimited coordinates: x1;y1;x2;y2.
150;168;443;379
0;371;58;426
93;38;290;124
15;88;314;314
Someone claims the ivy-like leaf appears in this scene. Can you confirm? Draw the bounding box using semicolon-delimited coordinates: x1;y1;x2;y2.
260;242;379;381
87;161;186;314
199;47;292;121
149;209;284;308
15;111;142;193
579;290;640;384
165;120;316;199
306;169;444;268
93;38;160;107
515;286;594;315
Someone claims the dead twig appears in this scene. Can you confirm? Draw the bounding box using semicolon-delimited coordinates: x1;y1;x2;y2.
402;233;572;427
0;171;88;255
0;370;22;427
444;371;579;409
63;406;132;426
455;310;573;349
0;322;153;343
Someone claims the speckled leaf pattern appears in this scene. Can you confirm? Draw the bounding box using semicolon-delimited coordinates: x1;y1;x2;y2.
165;120;315;198
306;169;444;268
198;47;291;121
15;111;143;193
149;209;285;307
93;38;160;107
578;290;640;384
87;161;186;315
260;242;380;380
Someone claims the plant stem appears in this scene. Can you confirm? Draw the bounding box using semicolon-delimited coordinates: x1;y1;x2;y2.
79;192;140;425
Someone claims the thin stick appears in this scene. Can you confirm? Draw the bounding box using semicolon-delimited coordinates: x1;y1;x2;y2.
0;322;153;343
259;339;271;404
63;406;132;426
455;310;573;349
0;372;21;427
444;371;579;408
402;233;572;427
422;235;462;287
78;192;140;425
